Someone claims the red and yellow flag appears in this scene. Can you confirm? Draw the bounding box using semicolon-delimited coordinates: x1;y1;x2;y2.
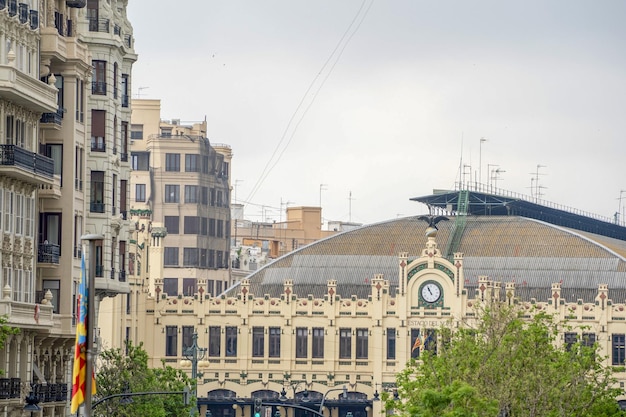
411;335;422;352
71;253;96;413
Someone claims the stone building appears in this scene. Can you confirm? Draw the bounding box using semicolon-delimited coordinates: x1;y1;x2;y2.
118;187;626;417
0;0;135;415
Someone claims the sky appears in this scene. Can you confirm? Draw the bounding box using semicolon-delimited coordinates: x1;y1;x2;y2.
126;1;626;226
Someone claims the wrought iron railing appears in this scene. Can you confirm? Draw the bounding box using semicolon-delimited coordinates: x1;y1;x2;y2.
38;242;60;264
0;145;54;178
90;202;105;213
91;81;106;95
40;108;65;125
34;382;69;402
0;378;21;399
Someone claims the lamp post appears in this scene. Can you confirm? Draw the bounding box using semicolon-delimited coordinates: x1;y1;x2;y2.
319;385;347;415
181;332;208;416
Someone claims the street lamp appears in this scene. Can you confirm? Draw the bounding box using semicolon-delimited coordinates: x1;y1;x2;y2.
181;332;209;416
319;386;347;415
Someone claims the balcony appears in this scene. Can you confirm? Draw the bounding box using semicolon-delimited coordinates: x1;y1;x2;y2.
88;17;109;33
38;175;62;199
40;107;64;126
89;202;105;213
34;382;69;402
66;0;86;7
91;81;106;95
0;65;57;113
0;378;21;399
0;145;54;183
38;242;60;264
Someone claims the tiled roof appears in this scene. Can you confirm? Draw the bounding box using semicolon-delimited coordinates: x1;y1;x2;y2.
238;216;626;302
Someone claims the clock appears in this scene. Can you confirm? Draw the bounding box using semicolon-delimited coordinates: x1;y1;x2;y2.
421;282;441;303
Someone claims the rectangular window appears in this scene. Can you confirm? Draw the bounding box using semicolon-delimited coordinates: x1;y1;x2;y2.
121;74;129;107
90;171;105;213
43;280;60;314
217;219;224;238
253;327;264;357
3;190;12;233
269;327;281;358
130;124;143;139
120;180;127;216
201;187;208;205
182;326;194;351
164;216;179;234
135;184;146;202
613;334;625;365
339;328;352;359
111;174;117;215
201;218;207;236
126;292;131;315
185;154;200;172
76;79;84;122
564;332;578;352
386;328;396;360
165;185;180;203
90;110;105;151
356;328;368;359
411;329;421;359
226;326;238;357
183;278;196;297
131;152;149;171
164;247;179;266
165;326;177;356
209;218;216;237
92;60;106;95
209;326;221;357
184;216;199;234
582;333;596;348
163;278;178;297
185;185;199;203
312;328;324;359
296;328;308;358
165;153;180;172
42;144;63;186
183;248;198;266
424;328;437;355
120;121;128;161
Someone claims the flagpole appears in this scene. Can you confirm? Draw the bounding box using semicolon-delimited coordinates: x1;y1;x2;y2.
82;234;103;417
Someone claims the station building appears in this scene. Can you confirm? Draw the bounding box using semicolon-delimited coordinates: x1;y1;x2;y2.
120;186;626;417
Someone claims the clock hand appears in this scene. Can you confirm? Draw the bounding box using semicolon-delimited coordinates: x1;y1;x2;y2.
427;287;433;295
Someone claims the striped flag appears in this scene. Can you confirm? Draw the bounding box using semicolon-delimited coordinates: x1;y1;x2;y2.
411;334;422;352
71;252;96;413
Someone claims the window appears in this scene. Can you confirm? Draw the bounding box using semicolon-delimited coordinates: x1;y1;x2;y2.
134;184;146;203
164;216;179;234
209;218;216;237
92;60;106;95
411;329;421;359
165;153;180;172
185;154;200;172
386;328;396;360
185;185;199;204
226;327;237;357
613;334;625;365
161;127;172;137
126;293;131;315
184;216;199;234
41;144;63;186
424;329;437;354
90;171;105;213
131;152;149;171
130;124;143;139
564;332;578;352
252;327;264;357
183;248;198;266
339;328;351;359
165;326;177;356
112;174;117;215
120;122;128;160
216;281;223;295
91;110;105;151
201;187;208;205
165;185;180;203
43;280;60;314
216;191;223;207
182;326;194;351
183;278;196;296
75;146;84;190
217;251;223;268
76;79;84;122
582;333;596;348
268;327;281;358
3;190;12;233
121;74;129;107
217;220;224;238
201;218;207;236
120;181;127;217
164;247;179;266
296;328;307;358
209;326;221;357
163;278;178;296
208;249;215;268
356;329;368;359
113;62;118;99
312;328;324;359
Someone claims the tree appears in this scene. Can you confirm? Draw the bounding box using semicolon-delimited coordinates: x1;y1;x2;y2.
385;304;626;417
94;341;194;417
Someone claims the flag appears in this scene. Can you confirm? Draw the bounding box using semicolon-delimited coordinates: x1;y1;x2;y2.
411;334;422;352
71;252;96;413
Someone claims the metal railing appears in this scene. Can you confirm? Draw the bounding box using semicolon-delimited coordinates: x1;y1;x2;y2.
34;382;69;402
90;202;105;213
0;145;54;178
40;107;65;125
0;378;21;399
88;17;109;33
91;81;106;95
38;242;60;264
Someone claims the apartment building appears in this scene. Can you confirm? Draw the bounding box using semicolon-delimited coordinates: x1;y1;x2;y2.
99;99;233;351
0;0;135;415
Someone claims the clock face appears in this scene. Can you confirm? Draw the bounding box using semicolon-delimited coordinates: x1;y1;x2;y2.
421;282;441;303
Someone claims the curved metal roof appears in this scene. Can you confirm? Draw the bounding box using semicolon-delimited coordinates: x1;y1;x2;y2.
239;216;626;303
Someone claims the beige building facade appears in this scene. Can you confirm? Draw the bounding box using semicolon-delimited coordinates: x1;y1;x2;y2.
1;0;135;415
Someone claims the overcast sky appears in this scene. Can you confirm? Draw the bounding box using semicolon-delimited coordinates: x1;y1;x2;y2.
127;1;626;226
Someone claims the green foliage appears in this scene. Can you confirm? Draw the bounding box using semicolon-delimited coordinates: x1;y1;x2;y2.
385;304;626;417
94;341;194;417
0;315;19;376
